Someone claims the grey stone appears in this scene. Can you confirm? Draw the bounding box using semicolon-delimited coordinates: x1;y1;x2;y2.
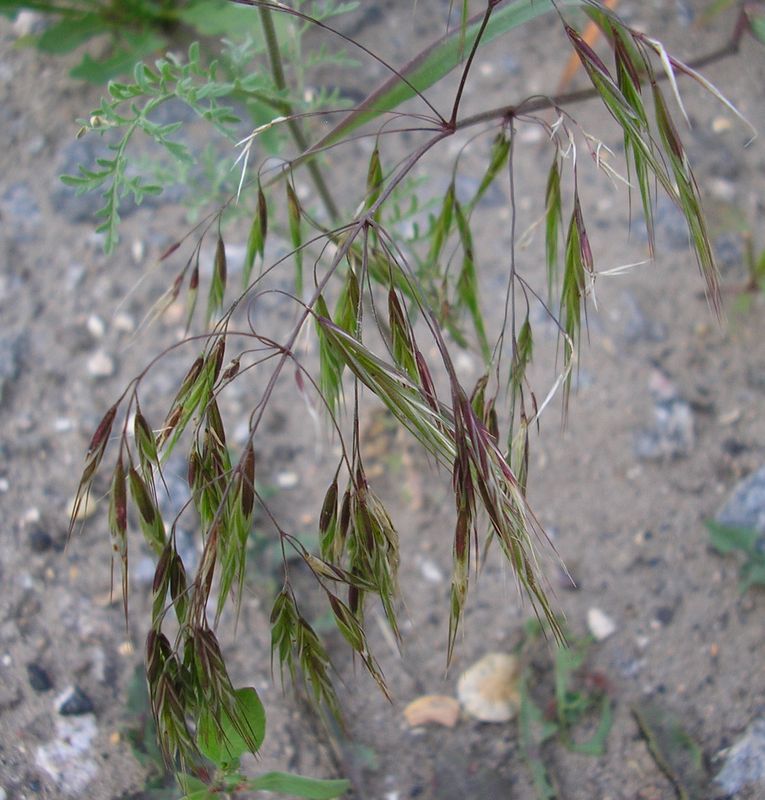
620;291;668;344
634;370;695;460
455;173;505;208
52;139;115;223
715;718;765;795
27;662;53;693
1;182;41;242
0;333;25;406
52;137;184;225
36;715;99;796
714;233;745;274
638;197;689;252
58;686;94;716
28;528;54;553
717;465;765;534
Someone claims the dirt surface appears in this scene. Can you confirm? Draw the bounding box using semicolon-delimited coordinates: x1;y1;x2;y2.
2;2;765;799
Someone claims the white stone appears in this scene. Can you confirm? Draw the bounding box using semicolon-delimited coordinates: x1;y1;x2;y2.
86;350;115;378
12;10;42;37
131;239;145;264
86;315;105;339
457;652;521;723
113;312;135;333
587;608;617;641
276;471;299;489
418;557;444;584
36;715;99;796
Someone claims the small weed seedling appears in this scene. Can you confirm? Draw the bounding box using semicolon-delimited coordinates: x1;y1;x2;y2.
518;621;613;798
707;520;765;593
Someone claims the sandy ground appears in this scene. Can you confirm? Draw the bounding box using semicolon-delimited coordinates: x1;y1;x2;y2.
1;2;765;799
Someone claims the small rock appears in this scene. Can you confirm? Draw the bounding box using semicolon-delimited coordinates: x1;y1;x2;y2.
654;606;675;626
12;10;45;37
712;116;733;134
619;291;667;344
27;663;53;692
0;333;25;406
131;239;145;264
276;471;299;489
634;370;695;460
0;785;6;800
113;312;135;334
457;653;521;723
66;493;97;522
36;715;99;795
717;465;765;534
715;718;765;795
1;182;41;242
403;695;460;728
86;350;116;378
86;315;105;339
587;607;617;641
27;134;45;156
28;528;54;553
58;686;95;716
417;557;444;584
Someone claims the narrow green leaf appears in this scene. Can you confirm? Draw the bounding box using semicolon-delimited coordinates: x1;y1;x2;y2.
302;0;588;161
247;772;350;799
705;520;759;554
35;13;104;55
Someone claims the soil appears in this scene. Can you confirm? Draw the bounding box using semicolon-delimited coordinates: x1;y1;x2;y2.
1;2;765;799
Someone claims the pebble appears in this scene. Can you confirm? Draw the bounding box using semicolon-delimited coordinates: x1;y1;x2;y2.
28;528;54;553
457;653;521;723
0;333;25;406
587;607;617;641
714;233;744;272
86;350;116;378
715;718;765;795
707;177;736;203
403;695;460;728
86;315;105;339
634;370;695;460
67;493;97;522
27;662;53;692
113;312;136;334
716;464;765;534
619;291;667;344
417;557;444;584
58;686;95;716
712;116;733;134
12;10;45;37
36;715;99;795
276;471;299;489
1;182;41;242
0;478;8;492
131;239;145;264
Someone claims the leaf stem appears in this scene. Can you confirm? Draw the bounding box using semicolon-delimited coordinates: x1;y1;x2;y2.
258;5;340;221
